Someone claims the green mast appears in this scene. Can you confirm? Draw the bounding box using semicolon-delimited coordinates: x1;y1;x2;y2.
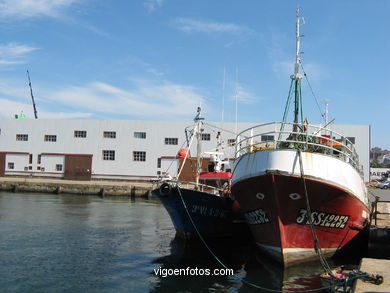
280;8;304;139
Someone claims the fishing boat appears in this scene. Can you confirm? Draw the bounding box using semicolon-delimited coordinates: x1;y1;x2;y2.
231;9;371;266
152;107;248;240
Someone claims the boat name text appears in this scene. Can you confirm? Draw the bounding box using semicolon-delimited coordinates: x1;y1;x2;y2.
190;205;227;218
244;209;270;225
296;208;349;229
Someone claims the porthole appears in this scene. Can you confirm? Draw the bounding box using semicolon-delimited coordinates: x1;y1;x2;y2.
256;193;265;200
289;193;301;200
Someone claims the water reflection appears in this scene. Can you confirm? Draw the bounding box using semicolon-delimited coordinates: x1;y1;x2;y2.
150;236;334;293
0;192;360;293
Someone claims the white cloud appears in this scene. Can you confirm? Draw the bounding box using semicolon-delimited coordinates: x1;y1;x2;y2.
273;60;294;77
0;42;38;65
232;84;259;104
127;57;165;77
144;0;163;13
40;111;92;119
0;78;29;99
0;0;79;19
0;98;91;119
0;76;206;120
173;17;254;35
46;79;205;119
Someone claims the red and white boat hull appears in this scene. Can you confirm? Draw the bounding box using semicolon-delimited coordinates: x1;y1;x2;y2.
232;149;370;266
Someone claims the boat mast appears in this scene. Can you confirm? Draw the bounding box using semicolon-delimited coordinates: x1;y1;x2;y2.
290;8;303;133
280;8;304;139
194;107;204;188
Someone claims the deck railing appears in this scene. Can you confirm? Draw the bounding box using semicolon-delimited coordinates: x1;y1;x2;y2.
234;121;363;175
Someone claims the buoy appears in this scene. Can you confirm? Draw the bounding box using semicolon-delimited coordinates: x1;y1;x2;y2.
177;148;190;160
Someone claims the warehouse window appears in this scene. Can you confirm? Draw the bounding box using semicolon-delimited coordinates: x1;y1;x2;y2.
157;158;161;168
56;164;63;171
134;132;146;139
74;130;87;138
102;150;115;161
44;135;57;142
7;162;14;169
261;135;274;142
133;151;146;162
164;138;178;145
201;133;211;141
16;134;28;141
29;154;33;164
103;131;116;139
37;155;41;164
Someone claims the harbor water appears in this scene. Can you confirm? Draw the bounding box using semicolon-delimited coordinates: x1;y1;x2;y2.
0;191;351;292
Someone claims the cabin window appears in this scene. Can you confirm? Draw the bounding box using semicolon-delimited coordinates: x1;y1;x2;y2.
44;135;57;142
102;150;115;161
7;162;14;169
164;138;178;145
261;135;274;142
56;164;63;171
201;133;211;141
133;151;146;162
103;131;116;138
74;130;87;138
16;134;28;141
227;139;236;145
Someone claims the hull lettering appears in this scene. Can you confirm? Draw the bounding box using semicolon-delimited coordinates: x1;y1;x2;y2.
190;204;227;219
244;209;270;225
296;208;349;229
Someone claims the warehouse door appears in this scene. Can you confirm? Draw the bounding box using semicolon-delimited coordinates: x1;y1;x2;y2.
0;153;5;177
64;155;92;181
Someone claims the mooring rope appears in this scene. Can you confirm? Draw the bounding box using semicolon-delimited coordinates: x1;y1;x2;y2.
297;149;386;292
175;184;333;292
297;149;335;276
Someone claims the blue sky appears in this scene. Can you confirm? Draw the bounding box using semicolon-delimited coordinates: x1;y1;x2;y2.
0;0;388;148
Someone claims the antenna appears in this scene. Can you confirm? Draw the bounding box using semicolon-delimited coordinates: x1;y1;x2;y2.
221;66;226;122
234;66;239;134
27;70;38;119
291;7;303;80
324;102;328;126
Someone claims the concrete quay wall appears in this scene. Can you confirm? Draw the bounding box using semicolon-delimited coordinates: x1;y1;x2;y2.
0;177;152;197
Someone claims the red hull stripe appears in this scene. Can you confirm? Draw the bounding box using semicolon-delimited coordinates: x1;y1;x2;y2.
233;173;370;265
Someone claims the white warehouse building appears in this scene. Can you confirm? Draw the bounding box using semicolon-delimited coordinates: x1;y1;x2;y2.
0;118;371;182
